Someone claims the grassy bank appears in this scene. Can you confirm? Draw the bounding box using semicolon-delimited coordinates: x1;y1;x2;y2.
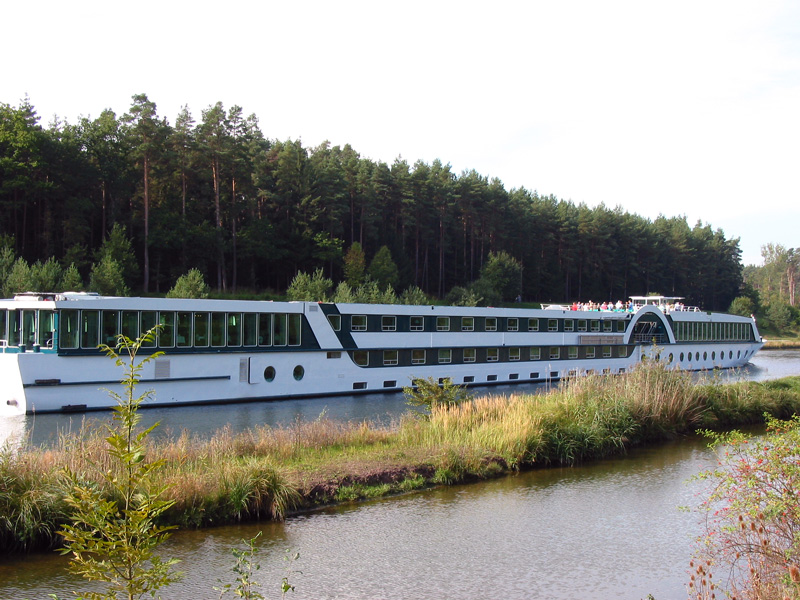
763;338;800;349
2;362;800;554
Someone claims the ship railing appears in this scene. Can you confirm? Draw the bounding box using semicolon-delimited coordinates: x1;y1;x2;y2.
632;333;668;344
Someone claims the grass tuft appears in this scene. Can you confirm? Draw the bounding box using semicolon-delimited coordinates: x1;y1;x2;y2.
2;361;800;553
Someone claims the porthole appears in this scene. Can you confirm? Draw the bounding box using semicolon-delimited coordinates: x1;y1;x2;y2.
679;352;684;361
703;352;708;361
712;351;716;360
668;353;674;363
293;365;305;380
264;366;276;382
729;351;733;359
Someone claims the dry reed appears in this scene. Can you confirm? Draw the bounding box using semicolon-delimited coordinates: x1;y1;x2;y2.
3;361;800;552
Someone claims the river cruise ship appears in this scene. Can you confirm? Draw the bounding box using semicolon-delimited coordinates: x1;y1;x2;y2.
0;292;763;415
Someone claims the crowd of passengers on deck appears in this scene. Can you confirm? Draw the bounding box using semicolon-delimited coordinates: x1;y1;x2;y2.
569;300;689;313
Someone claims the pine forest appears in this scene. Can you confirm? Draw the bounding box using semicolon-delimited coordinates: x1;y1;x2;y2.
1;95;747;311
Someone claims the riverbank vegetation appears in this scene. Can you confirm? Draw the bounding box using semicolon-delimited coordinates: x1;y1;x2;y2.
2;361;800;555
688;414;800;600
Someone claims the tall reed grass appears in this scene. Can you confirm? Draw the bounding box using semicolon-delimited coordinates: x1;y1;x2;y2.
2;360;799;553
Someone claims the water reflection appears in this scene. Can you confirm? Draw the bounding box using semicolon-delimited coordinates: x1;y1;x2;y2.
0;435;716;599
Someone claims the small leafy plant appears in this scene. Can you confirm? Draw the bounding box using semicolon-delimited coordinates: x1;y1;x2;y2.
216;533;300;600
404;376;471;416
689;414;800;600
58;327;181;600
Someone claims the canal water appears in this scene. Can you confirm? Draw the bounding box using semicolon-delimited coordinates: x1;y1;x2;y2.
0;350;797;599
1;433;716;599
2;349;798;448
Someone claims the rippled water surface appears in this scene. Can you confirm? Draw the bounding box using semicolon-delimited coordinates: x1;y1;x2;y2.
1;436;715;599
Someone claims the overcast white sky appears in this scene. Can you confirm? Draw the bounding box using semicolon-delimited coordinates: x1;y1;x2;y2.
4;0;798;266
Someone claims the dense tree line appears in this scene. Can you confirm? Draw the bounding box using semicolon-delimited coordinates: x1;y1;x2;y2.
1;95;744;310
738;244;799;332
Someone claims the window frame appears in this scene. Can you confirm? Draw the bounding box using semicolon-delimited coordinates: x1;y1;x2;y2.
351;315;367;332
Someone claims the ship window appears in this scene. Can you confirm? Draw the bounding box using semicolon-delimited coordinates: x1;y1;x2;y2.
568;346;578;359
328;314;341;331
383;350;399;365
617;346;627;358
101;311;119;345
549;347;560;360
586;347;595;358
461;317;474;331
603;320;612;332
436;316;450;331
487;374;497;381
438;349;452;364
81;310;100;349
509;347;520;361
19;310;35;347
176;312;192;347
463;348;476;363
274;313;287;346
590;320;600;332
603;345;612;357
578;320;587;332
243;313;258;346
258;313;272;346
327;351;341;358
293;365;304;380
410;316;424;331
510;373;519;380
507;318;518;332
617;320;626;332
158;312;175;348
288;314;301;346
464;375;474;383
411;349;426;365
383;380;397;388
227;313;242;346
548;319;558;332
141;311;157;347
351;315;367;331
59;309;79;349
564;320;574;332
121;310;140;341
703;351;708;361
487;348;499;362
528;318;539;332
353;382;367;390
0;310;6;344
4;310;20;348
485;317;497;331
530;347;541;360
382;316;396;331
264;366;276;382
354;350;368;366
193;312;209;347
38;310;55;348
